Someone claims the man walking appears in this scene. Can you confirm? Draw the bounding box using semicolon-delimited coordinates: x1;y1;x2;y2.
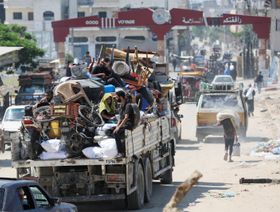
255;71;264;94
244;84;256;117
218;117;237;162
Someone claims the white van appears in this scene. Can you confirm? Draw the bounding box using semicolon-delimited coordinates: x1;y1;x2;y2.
0;105;26;152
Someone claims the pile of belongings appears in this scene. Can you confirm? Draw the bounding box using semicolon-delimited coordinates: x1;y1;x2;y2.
26;46;174;160
216;111;240;130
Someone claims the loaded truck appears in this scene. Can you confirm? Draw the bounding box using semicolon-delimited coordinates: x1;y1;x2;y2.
9;61;177;209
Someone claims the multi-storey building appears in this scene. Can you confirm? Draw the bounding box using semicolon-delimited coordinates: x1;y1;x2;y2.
0;0;5;23
4;0;188;61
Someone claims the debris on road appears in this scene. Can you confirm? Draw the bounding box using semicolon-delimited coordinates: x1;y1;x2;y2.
209;191;236;198
240;178;280;184
260;108;268;112
250;140;280;160
163;170;202;212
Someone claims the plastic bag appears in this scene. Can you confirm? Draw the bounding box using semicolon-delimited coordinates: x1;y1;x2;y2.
82;147;104;159
41;139;63;153
39;151;68;160
98;138;118;158
232;142;240;156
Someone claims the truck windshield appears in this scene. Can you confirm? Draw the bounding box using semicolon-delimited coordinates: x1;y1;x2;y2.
20;85;44;94
201;94;242;110
4;108;25;121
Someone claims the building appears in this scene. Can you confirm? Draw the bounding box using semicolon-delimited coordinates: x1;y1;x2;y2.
0;0;5;23
4;0;189;61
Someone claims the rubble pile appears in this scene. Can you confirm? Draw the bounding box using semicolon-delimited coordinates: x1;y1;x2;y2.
250;140;280;160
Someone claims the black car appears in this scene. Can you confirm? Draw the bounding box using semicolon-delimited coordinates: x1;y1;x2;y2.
0;178;77;212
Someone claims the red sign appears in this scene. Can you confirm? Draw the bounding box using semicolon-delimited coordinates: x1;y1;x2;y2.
52;8;270;42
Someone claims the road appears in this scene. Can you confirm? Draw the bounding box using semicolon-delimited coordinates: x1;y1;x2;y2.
1;92;280;212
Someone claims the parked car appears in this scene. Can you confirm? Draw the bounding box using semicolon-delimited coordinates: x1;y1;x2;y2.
0;178;77;211
196;89;248;142
0;105;26;152
211;75;234;90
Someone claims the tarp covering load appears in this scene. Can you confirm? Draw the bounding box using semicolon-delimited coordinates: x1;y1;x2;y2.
216;111;240;129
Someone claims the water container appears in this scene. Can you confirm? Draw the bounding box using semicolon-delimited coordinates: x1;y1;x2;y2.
104;84;115;93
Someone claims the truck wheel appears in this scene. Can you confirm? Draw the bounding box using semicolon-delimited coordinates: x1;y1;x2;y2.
127;163;145;209
160;168;173;184
144;159;153;203
11;137;20;161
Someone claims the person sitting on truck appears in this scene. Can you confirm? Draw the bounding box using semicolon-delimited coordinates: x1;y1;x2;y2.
33;90;53;109
113;90;136;157
99;93;117;123
89;58;125;87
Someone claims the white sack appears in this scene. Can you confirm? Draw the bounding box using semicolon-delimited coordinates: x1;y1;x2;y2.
82;146;104;159
216;111;240;129
39;151;68;160
98;138;118;158
96;124;117;136
41;139;63;153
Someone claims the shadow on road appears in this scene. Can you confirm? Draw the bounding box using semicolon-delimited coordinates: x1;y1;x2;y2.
176;146;200;151
77;180;230;212
178;139;198;145
240;136;269;142
176;181;230;211
203;136;270;144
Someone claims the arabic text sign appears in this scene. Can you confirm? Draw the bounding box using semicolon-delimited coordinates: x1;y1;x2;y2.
181;17;203;25
223;16;242;24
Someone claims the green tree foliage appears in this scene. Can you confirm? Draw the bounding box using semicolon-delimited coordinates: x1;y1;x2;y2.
0;24;44;66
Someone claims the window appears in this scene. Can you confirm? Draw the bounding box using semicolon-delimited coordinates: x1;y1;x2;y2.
78;11;85;17
124;36;146;41
20;85;45;94
95;36;116;42
276;19;280;31
69;37;88;43
17;187;35;210
98;11;107;18
201;94;242;110
29;186;50;208
28;12;33;21
13;12;22;20
4;108;25;121
43;11;54;21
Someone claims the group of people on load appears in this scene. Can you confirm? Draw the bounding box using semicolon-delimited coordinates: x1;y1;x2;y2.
36;52;168;158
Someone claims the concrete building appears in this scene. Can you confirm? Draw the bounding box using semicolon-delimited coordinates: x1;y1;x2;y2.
0;0;5;23
4;0;189;61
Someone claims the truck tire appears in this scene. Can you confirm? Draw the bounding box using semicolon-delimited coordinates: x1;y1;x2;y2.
11;137;21;161
160;168;173;184
144;158;153;203
127;163;145;210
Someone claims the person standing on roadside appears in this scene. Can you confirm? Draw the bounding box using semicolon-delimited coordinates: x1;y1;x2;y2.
217;118;237;162
243;84;256;117
255;71;264;94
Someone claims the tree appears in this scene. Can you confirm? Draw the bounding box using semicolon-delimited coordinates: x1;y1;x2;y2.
0;24;44;66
